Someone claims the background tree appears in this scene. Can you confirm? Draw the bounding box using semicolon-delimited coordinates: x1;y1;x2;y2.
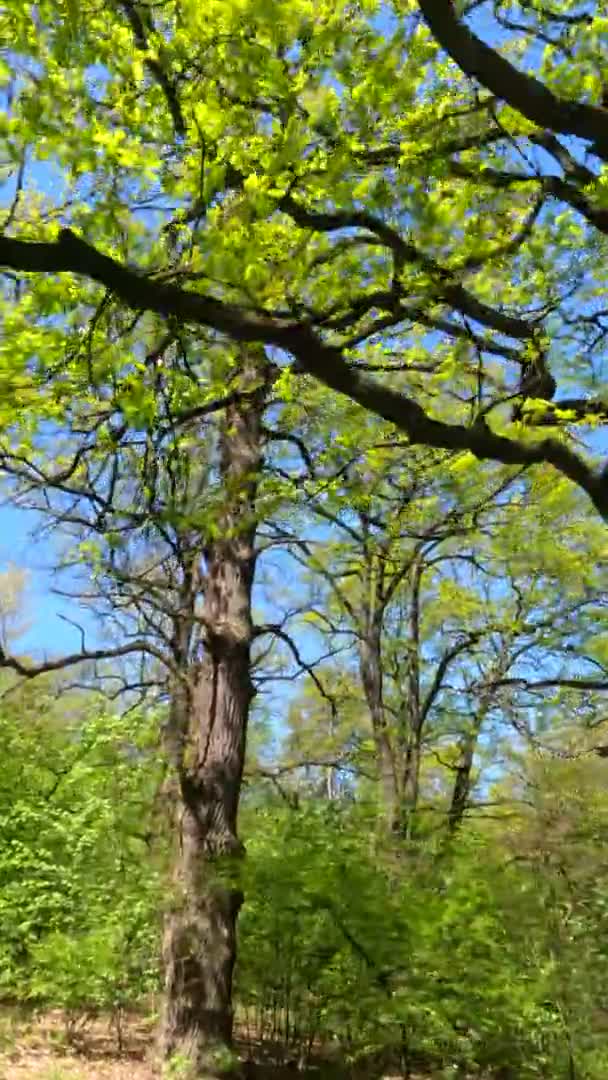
263;437;608;839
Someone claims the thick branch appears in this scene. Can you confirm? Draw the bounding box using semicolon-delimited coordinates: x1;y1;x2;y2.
2;230;607;518
449;160;608;237
421;630;484;724
279;193;537;340
417;0;608;158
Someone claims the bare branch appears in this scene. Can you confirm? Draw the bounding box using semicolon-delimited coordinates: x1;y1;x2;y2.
254;622;339;717
491;676;608;693
0;639;172;679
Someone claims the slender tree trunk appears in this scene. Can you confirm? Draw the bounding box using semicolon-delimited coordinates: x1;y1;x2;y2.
161;350;268;1077
399;560;423;839
447;656;508;834
447;713;485;834
359;624;400;831
400;728;422;838
447;682;498;833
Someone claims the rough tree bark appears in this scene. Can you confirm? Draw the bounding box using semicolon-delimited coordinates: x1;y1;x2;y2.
161;349;268;1077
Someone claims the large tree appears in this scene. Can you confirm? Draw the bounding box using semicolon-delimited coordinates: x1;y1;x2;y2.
0;330;272;1073
2;0;608;1071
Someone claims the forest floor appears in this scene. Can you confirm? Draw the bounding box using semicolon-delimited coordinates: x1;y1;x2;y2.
0;1008;156;1079
0;1008;437;1079
0;1009;372;1080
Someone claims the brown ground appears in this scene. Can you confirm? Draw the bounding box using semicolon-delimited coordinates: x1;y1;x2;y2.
0;1010;419;1079
0;1055;154;1080
0;1010;157;1080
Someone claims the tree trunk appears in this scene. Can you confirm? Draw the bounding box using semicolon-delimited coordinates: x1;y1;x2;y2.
400;728;422;839
447;669;505;835
161;349;268;1077
399;559;423;840
359;625;400;831
447;719;482;835
446;646;512;835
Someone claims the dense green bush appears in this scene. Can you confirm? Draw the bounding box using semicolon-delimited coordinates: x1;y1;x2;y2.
4;683;608;1077
237;799;608;1078
0;683;163;1018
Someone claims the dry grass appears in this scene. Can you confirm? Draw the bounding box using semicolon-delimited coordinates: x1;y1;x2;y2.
0;1009;158;1080
0;1011;329;1079
0;1009;440;1079
0;1053;155;1079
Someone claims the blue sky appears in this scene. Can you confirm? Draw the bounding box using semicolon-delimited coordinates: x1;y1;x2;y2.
0;503;96;654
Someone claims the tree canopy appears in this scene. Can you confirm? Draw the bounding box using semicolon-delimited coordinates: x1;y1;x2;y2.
2;0;608;515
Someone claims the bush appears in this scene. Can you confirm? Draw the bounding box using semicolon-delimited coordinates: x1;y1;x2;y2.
236;800;608;1077
0;686;163;1017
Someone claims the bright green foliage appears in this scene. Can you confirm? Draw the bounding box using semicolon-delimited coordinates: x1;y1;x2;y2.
0;678;164;1015
236;795;608;1077
1;0;607;517
3;674;608;1076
